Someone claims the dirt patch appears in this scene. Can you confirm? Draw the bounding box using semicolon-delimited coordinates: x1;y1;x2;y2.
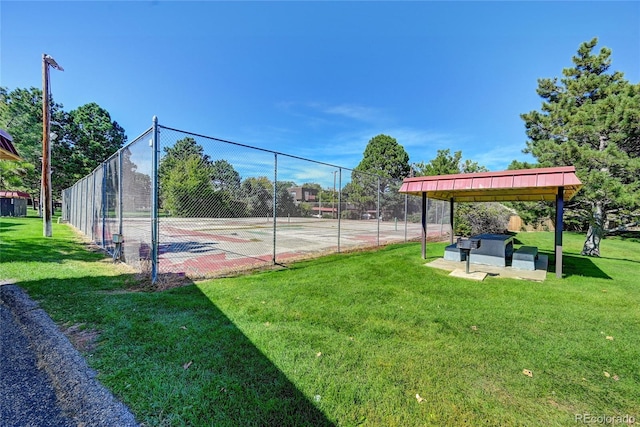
127;272;195;292
59;322;100;353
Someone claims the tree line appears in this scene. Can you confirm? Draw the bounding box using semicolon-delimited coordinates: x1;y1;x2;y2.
0;87;126;203
347;39;639;257
157;135;410;219
2;38;638;257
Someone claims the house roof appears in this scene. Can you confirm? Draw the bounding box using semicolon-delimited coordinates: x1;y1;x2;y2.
0;129;22;161
0;190;31;199
398;166;582;202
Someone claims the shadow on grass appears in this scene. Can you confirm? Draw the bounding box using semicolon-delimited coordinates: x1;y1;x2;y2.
0;237;104;264
0;216;112;264
3;215;333;425
543;251;612;280
16;273;334;426
607;230;640;242
0;220;23;232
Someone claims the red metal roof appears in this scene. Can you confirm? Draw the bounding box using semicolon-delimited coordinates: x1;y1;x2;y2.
0;190;31;199
399;166;582;202
0;129;22;161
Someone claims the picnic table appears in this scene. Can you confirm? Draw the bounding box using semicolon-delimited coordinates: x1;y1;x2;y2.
467;233;514;267
444;233;514;266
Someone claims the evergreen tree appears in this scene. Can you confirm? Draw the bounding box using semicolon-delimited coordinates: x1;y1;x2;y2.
53;103;126;195
521;38;640;256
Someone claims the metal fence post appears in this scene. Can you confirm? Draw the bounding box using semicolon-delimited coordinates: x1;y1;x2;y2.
87;177;91;239
80;179;85;234
102;163;107;248
449;198;454;244
76;184;79;226
404;192;408;242
273;153;278;264
83;178;86;234
90;176;93;237
151;116;159;283
72;185;76;227
337;168;342;253
439;201;442;237
118;149;123;241
378;177;382;246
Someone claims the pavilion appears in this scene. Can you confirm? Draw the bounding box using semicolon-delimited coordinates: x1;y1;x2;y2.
0;129;21;161
0;129;29;217
398;166;582;278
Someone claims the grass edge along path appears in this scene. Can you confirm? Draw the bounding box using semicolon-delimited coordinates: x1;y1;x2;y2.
1;215;638;426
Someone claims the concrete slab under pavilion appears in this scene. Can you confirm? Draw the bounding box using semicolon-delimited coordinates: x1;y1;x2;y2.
427;254;549;282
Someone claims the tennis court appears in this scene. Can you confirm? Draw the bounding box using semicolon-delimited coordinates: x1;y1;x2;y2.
148;217;448;277
63;122;453;280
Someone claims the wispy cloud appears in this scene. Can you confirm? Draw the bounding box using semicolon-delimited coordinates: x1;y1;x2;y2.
310;126;472;166
277;101;389;128
469;143;534;171
215;99;525;175
322;104;381;122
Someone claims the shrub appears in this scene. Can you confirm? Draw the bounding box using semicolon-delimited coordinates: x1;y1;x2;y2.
455;203;511;236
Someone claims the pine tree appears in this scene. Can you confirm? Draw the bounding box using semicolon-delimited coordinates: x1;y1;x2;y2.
521;38;640;256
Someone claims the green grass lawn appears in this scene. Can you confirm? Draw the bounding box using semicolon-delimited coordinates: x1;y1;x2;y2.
1;215;639;426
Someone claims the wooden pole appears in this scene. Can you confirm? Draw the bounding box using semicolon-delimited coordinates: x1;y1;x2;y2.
42;54;52;237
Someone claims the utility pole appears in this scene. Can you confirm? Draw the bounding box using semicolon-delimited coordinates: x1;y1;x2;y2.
41;54;63;237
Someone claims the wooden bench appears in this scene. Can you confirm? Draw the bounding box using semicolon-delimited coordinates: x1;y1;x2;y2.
512;246;538;271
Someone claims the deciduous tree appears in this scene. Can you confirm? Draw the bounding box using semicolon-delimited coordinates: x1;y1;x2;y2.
159;137;244;217
413;149;488;176
241;176;272;217
0;87;127;199
53;103;126;195
0;87;64;196
352;134;410;218
504;160;556;230
413;149;492;234
211;159;241;192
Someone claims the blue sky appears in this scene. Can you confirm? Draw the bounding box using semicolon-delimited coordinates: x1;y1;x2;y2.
2;1;639;182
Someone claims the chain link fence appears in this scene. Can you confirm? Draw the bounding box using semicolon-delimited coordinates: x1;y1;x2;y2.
62;119;451;280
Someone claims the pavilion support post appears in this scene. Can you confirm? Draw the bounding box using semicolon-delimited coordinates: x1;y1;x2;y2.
449;197;454;244
555;187;564;278
421;193;427;259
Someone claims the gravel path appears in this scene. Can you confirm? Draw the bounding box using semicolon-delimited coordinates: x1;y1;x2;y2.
0;283;138;426
0;302;75;426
